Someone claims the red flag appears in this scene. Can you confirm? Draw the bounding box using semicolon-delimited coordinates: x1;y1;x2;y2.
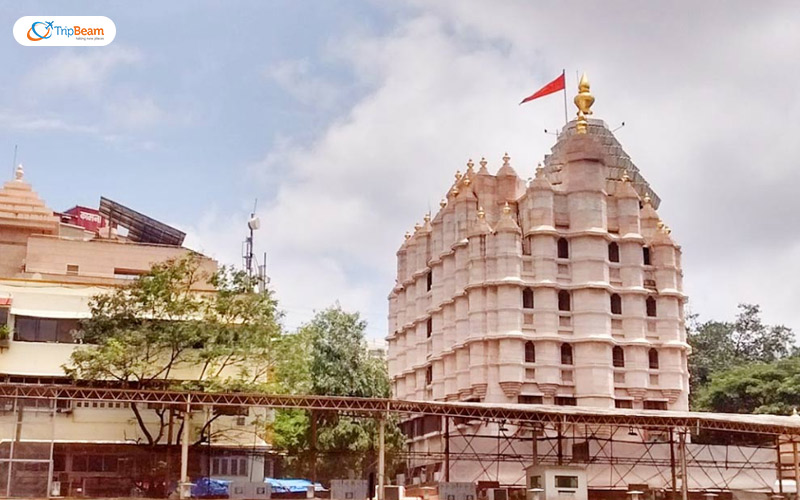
520;71;566;105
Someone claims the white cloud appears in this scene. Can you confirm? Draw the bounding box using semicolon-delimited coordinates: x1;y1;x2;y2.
105;96;167;130
264;59;341;108
23;46;144;96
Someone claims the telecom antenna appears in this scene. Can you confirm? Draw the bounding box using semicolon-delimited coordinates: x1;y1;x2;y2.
242;199;268;293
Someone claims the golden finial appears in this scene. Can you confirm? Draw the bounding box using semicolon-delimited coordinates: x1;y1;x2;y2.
414;222;422;232
657;220;665;230
643;194;652;206
455;170;462;181
463;175;472;187
404;232;411;240
502;152;510;166
479;157;487;169
621;171;631;182
439;198;447;209
467;158;474;171
574;72;595;134
503;202;511;215
477;206;485;219
451;185;459;196
665;226;672;235
424;213;431;223
14;164;24;181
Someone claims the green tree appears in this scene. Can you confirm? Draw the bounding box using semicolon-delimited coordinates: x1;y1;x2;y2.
271;304;403;482
63;254;283;490
694;357;800;415
688;304;794;398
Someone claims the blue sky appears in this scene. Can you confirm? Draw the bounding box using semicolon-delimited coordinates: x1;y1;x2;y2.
3;1;800;337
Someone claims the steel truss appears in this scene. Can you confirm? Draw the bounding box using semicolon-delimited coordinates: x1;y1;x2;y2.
1;383;799;437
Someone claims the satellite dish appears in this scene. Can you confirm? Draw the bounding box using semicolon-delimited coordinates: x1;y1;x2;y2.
248;217;261;230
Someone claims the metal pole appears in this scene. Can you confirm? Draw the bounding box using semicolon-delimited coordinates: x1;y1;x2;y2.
669;429;677;500
378;417;385;500
46;398;56;499
310;411;317;483
557;424;563;466
180;400;191;499
444;416;450;482
793;441;799;500
7;396;21;497
679;430;688;500
778;437;784;496
562;69;568;126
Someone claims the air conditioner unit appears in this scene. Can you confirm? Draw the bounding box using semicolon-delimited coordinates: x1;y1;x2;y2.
488;488;508;500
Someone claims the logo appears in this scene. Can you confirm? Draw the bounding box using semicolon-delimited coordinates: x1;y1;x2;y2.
14;16;115;46
27;21;53;41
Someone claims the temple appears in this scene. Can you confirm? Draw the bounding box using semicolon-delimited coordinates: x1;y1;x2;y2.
387;75;689;484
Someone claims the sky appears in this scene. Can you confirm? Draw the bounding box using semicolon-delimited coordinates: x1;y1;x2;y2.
2;1;800;338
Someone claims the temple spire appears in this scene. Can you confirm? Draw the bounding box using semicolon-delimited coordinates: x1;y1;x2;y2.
574;73;595;134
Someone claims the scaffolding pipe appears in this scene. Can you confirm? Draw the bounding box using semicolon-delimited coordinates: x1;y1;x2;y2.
670;428;677;500
180;399;191;499
378;417;385;500
679;430;688;500
444;416;450;482
778;437;784;496
794;440;799;500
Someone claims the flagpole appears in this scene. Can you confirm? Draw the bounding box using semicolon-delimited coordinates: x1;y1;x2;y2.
562;69;568;126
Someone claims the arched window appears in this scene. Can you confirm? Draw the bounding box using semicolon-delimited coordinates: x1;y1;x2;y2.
610;294;622;315
643;247;651;265
649;349;659;369
557;238;569;259
522;288;534;309
558;290;571;312
612;346;625;368
561;344;573;365
425;365;433;385
426;318;433;338
608;242;620;263
525;341;535;363
646;296;657;317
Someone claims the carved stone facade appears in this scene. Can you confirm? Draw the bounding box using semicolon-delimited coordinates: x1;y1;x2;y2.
387;118;689;412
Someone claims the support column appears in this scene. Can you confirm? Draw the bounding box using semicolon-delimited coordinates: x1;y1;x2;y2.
679;431;688;500
793;441;799;500
180;400;191;499
777;437;784;497
669;429;677;500
444;417;450;482
378;417;385;500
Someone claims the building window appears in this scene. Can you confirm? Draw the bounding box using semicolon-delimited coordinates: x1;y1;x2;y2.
0;307;8;326
522;237;531;256
211;457;248;477
426;271;432;292
561;344;573;365
425;366;433;385
525;341;535;363
608;242;620;263
644;400;667;411
612;346;625;368
557;238;569;259
426;318;432;338
558;290;571;311
66;264;79;275
615;399;633;409
555;396;577;406
610;294;622;315
643;247;651;265
518;395;543;405
649;349;659;369
646;296;657;317
522;288;534;309
14;316;81;343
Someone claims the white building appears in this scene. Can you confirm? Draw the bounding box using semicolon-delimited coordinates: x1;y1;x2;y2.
0;165;271;497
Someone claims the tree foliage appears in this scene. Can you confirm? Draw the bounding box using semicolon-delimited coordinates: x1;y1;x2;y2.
270;304;403;482
688;303;794;398
693;357;800;415
64;254;283;446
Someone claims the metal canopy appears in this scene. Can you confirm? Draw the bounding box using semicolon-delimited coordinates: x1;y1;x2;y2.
1;383;798;436
99;197;185;246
